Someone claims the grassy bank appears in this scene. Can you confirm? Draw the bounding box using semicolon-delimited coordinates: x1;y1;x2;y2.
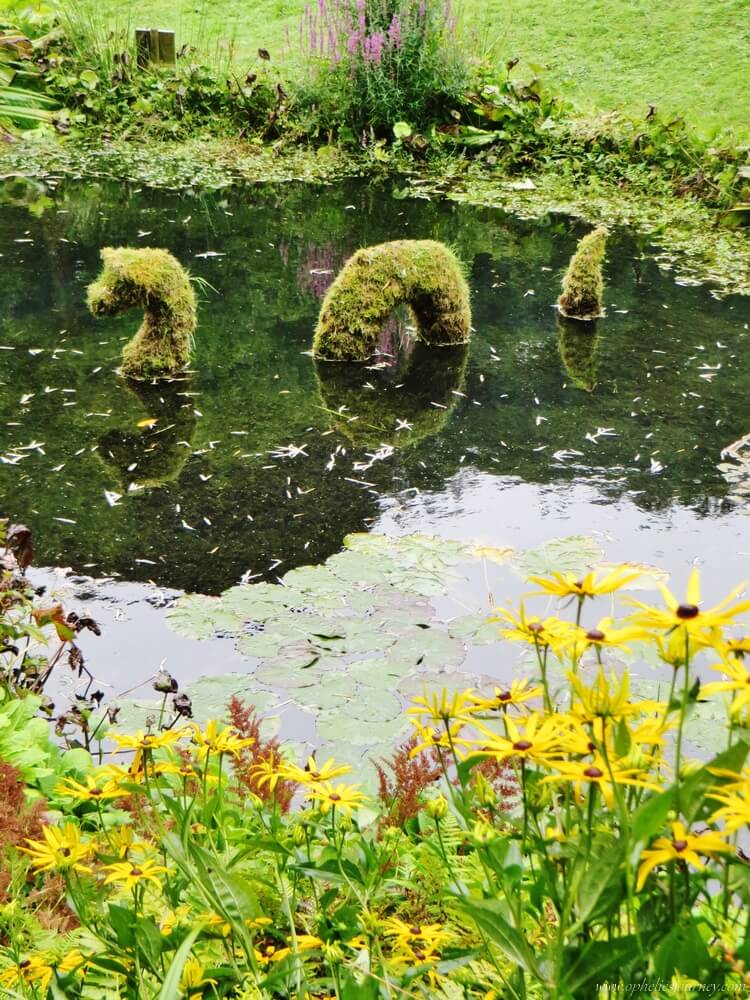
91;0;750;138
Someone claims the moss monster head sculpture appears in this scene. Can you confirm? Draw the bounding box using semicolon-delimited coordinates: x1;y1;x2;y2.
87;247;197;379
557;226;608;321
312;239;472;361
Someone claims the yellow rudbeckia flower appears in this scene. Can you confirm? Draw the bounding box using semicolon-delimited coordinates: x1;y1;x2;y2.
191;719;255;759
529;567;640;601
55;773;128;802
542;754;658;809
470;712;564;768
702;657;750;717
470;679;544;712
708;783;750;834
305;781;366;815
102;859;168;892
110;729;183;752
636;821;730;890
627;568;750;639
20;823;97;874
283;755;353;784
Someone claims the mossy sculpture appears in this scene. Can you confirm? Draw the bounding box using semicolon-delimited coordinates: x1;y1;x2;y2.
558;318;600;392
313;240;471;361
557;226;608;321
87;247;197;379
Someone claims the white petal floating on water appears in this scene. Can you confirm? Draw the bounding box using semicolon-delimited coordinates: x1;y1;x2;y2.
104;490;122;507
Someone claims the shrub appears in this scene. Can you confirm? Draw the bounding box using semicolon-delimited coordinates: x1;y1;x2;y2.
299;0;470;137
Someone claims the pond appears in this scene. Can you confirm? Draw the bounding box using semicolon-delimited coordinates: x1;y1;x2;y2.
2;175;750;764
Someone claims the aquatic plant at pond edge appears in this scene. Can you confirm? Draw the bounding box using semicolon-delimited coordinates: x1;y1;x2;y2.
313;239;471;361
86;247;197;379
557;225;608;320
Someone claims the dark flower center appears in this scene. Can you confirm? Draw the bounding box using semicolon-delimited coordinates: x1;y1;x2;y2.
410;926;421;936
672;839;688;853
130;867;143;876
584;766;604;779
497;691;512;702
19;960;31;969
676;604;699;620
513;740;533;751
60;847;71;857
329;793;341;802
586;629;606;641
528;622;544;633
90;788;103;797
310;771;321;779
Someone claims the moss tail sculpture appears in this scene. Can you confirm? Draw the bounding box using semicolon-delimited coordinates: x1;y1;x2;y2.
87;247;197;379
557;226;608;321
312;239;471;362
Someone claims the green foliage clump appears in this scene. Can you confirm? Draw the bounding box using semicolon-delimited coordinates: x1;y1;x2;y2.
87;246;197;379
299;0;470;137
313;239;471;361
557;225;608;320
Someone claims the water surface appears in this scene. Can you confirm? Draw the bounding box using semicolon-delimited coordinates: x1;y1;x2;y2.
2;176;750;599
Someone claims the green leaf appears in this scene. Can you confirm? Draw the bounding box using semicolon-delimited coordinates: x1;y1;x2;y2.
560;935;641;993
158;925;203;1000
456;897;543;979
651;919;710;981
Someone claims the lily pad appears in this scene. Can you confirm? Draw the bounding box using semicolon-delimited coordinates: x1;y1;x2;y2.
388;628;466;671
183;675;280;720
316;712;411;749
448;614;501;644
166;594;242;640
512;535;604;579
293;674;359;712
254;658;322;689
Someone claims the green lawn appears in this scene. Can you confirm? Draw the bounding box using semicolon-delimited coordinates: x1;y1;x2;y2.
93;0;750;138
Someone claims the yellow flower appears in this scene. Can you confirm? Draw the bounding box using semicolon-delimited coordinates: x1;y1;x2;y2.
160;904;191;936
470;679;544;712
249;753;289;792
382;916;450;953
708;783;750;834
529;566;640;600
627;568;750;638
636;821;731;890
492;603;571;650
543;754;659;808
270;934;322;963
0;954;53;992
191;719;255;759
283;755;352;784
568;667;663;723
55;773;128;801
110;728;183;751
180;957;217;996
56;948;88;976
305;781;366;815
562;617;648;659
702;657;750;717
20;823;97;874
106;825;152;858
102;859;168;892
470;712;564;768
409;720;473;758
407;688;479;729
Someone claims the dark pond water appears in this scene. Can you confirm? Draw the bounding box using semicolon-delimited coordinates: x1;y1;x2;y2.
2;175;750;600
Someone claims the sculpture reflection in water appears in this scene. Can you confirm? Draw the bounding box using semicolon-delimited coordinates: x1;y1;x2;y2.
315;313;469;450
557;317;600;393
97;378;198;492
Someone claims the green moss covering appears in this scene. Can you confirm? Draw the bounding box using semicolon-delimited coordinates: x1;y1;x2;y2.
558;318;600;392
312;240;471;362
87;247;197;379
557;226;608;321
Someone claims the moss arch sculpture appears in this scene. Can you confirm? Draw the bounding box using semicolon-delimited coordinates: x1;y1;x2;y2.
87;247;197;379
312;239;471;361
557;226;608;321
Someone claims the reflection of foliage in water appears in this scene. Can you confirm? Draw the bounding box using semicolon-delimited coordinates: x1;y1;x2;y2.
557;318;599;392
315;338;468;449
1;177;750;591
97;379;198;491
